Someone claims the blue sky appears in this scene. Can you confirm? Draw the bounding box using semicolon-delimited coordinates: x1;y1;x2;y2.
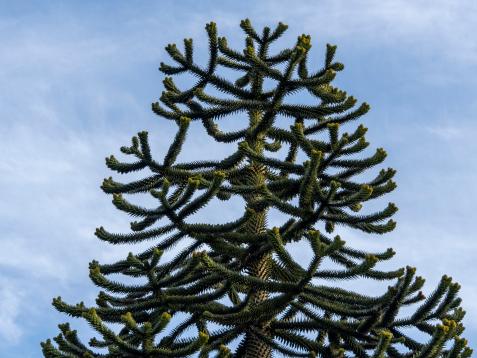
1;0;476;356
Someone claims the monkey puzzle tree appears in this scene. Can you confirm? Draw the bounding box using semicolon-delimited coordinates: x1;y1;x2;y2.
41;19;472;358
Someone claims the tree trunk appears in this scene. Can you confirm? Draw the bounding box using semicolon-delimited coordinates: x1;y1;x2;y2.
242;251;273;358
242;162;273;358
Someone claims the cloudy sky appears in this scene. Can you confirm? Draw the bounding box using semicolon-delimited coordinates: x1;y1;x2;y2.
1;1;476;356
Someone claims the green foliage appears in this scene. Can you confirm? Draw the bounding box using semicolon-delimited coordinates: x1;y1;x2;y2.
42;19;472;358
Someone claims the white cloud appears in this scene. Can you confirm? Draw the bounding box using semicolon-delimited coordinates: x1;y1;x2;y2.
426;124;475;140
256;0;477;64
427;125;462;139
0;281;25;344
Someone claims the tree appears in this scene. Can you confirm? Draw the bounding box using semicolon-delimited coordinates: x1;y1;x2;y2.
41;19;473;358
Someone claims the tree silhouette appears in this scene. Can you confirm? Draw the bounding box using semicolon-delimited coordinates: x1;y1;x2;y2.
41;19;473;358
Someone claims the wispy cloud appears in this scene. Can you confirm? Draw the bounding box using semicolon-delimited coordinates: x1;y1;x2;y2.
0;279;25;343
425;123;476;140
257;0;477;64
